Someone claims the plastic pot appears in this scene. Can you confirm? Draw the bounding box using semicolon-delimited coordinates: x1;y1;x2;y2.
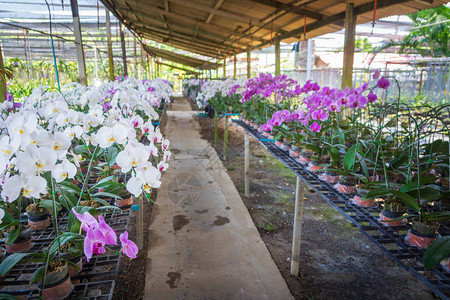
115;196;133;211
38;274;74;300
411;218;439;236
27;208;50;230
336;175;357;194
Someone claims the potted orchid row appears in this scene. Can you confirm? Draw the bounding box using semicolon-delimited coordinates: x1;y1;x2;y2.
0;77;173;298
196;72;450;270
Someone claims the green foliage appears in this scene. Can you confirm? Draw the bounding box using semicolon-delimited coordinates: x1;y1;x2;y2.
373;5;450;57
423;236;450;269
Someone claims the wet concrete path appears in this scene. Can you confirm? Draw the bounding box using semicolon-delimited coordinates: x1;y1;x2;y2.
144;97;293;300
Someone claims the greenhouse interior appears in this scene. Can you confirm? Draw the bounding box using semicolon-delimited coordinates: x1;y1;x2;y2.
0;0;449;299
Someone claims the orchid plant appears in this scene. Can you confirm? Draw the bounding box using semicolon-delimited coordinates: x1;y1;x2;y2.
0;77;173;277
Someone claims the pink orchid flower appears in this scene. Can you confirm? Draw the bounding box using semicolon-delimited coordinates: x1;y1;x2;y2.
72;208;98;232
98;215;118;245
120;231;138;259
84;227;107;262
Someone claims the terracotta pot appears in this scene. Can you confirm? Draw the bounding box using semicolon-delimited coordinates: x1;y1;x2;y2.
405;218;440;249
28;218;50;230
307;162;325;172
406;230;437;249
352;195;376;207
263;131;270;137
289;149;300;158
68;256;83;277
27;208;51;230
115;196;133;210
39;275;74;300
319;173;340;184
335;175;357;194
275;140;284;148
379;211;406;227
6;238;32;253
299;155;312;165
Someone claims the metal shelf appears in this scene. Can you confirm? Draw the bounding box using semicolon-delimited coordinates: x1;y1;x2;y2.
233;119;450;300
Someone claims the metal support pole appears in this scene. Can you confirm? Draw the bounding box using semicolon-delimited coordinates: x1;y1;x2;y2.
342;2;356;89
244;131;249;196
233;53;237;79
214;109;218;147
290;177;305;276
223;115;228;160
135;195;144;250
223;55;226;78
306;39;313;80
247;47;251;79
134;38;138;78
120;23;128;77
0;44;6;102
105;9;114;81
275;33;280;76
141;43;147;79
70;0;87;85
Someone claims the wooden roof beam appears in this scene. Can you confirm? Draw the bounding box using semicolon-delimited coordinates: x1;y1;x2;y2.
117;7;249;49
130;22;235;54
167;0;287;34
123;2;267;44
249;0;323;20
256;0;411;49
205;0;225;24
133;26;227;58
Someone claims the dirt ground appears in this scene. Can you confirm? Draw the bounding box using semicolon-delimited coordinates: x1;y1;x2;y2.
113;190;155;300
196;114;436;300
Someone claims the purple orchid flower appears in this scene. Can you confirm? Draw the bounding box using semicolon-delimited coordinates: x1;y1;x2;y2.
120;231;138;259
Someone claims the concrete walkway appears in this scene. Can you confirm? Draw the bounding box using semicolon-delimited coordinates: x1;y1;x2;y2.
144;98;293;300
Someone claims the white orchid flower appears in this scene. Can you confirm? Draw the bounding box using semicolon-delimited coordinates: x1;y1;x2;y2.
94;123;128;148
69;150;83;168
52;159;77;182
163;150;171;162
147;128;162;144
0;136;20;159
7;113;37;140
130;115;144;129
1;175;47;202
126;166;161;197
142;121;154;135
116;142;150;173
0;208;5;224
161;139;170;151
157;161;169;172
16;145;57;176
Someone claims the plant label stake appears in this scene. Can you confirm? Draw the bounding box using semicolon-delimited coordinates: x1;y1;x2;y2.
290;177;306;277
244;131;250;197
135;195;144;250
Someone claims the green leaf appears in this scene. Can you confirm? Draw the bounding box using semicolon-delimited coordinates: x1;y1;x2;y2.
0;293;18;299
343;145;357;173
305;144;321;155
91;192;122;199
58;180;82;194
39;200;61;214
391;190;420;211
362;188;392;200
49;234;81;255
423;236;450;269
328;147;340;165
29;266;45;284
6;227;20;245
107;146;119;166
88;175;117;193
0;253;33;276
